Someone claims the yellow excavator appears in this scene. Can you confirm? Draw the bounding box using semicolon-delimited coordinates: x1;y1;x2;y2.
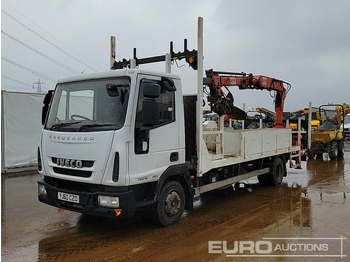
288;108;320;130
307;103;350;160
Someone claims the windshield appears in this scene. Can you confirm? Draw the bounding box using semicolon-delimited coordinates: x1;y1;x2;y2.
45;77;130;132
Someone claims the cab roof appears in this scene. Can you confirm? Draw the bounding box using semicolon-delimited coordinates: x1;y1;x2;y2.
57;69;180;84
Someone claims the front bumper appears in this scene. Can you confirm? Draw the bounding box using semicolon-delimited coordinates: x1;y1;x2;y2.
37;178;135;219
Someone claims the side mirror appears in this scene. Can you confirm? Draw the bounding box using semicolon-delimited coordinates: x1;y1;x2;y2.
142;100;159;127
42;90;53;125
143;83;160;98
142;83;160;127
106;84;120;97
162;77;176;92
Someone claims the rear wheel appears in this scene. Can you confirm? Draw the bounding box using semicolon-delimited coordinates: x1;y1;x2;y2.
328;141;339;160
268;157;285;186
154;181;185;227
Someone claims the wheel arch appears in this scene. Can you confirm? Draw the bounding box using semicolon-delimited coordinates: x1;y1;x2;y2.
155;164;194;211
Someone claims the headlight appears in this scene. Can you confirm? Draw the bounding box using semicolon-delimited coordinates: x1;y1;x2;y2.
98;195;119;208
38;184;47;196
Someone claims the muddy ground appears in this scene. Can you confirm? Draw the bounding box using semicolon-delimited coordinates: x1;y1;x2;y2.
2;140;350;262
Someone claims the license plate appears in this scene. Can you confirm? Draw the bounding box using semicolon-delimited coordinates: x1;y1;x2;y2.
58;192;79;203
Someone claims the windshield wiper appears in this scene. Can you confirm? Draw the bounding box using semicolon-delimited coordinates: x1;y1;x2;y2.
79;123;117;131
50;121;82;130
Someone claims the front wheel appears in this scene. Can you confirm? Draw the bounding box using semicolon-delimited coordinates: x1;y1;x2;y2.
338;141;344;159
328;141;339;160
154;181;185;226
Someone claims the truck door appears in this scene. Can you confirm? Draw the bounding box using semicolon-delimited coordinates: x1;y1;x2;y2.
128;75;180;185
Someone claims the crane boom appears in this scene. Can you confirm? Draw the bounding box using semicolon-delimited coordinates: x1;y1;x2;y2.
204;69;291;128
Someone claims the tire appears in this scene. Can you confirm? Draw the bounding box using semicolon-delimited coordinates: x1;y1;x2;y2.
306;148;315;159
268;157;285;186
154;181;185;227
338;141;344;159
328;141;339;160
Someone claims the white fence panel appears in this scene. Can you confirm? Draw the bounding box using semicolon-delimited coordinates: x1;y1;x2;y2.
1;91;44;172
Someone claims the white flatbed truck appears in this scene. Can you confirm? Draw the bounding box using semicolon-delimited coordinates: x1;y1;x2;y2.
38;18;301;226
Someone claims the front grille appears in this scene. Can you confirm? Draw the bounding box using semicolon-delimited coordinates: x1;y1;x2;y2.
53;167;92;178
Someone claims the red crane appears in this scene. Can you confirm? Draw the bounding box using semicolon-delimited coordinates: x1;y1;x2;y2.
204;69;291;128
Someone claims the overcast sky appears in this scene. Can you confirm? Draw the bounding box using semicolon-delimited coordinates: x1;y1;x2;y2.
1;0;350;111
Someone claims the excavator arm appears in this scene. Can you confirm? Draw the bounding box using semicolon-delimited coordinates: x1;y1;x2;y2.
256;107;275;120
204;69;291;128
335;103;350;127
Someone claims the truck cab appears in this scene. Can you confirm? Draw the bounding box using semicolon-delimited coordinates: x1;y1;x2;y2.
38;69;192;225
